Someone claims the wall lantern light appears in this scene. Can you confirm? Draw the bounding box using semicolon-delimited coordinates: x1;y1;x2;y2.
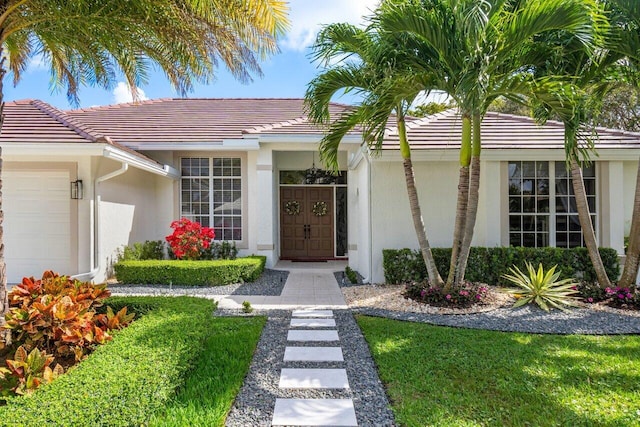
71;179;83;200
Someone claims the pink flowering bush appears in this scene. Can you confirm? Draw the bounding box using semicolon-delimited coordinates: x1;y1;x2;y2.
404;281;488;308
165;218;215;260
605;286;640;310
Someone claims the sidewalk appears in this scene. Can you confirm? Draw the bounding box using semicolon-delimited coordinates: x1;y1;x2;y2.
214;260;349;310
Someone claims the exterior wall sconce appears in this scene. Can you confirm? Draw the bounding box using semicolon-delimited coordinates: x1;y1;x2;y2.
71;179;83;200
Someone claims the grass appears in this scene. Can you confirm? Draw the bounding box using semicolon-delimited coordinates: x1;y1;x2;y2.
149;316;265;426
356;315;640;427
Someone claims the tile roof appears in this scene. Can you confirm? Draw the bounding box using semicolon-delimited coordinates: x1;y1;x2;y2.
68;98;355;144
0;99;163;165
0;99;100;144
382;109;640;150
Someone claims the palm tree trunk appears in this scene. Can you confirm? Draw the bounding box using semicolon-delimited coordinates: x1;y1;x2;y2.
397;114;443;286
619;158;640;287
455;113;482;284
570;157;612;288
446;114;472;289
0;53;8;346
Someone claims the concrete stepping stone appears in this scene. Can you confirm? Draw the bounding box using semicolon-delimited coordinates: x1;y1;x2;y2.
279;368;349;389
288;330;339;342
272;398;357;426
284;346;344;362
290;318;336;328
292;309;334;318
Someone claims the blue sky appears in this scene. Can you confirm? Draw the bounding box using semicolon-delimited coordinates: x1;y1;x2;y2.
4;0;380;110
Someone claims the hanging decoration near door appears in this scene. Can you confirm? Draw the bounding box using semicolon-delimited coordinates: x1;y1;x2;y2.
312;201;328;216
284;200;301;215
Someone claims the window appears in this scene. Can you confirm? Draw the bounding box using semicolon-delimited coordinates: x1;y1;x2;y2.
181;157;242;241
508;161;596;248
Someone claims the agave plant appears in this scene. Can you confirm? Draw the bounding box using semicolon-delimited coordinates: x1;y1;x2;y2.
502;262;579;312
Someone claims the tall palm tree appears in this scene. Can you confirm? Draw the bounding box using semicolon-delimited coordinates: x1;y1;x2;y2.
527;0;640;288
609;0;640;286
377;0;599;288
0;0;288;337
305;23;445;286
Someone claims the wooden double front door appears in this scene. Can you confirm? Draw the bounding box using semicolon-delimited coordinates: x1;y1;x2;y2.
280;187;334;259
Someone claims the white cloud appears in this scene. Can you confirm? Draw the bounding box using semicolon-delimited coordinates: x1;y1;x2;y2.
112;81;148;104
282;0;380;51
27;54;48;73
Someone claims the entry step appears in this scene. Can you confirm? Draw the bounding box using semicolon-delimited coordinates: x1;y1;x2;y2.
288;330;339;342
292;309;334;318
290;318;336;328
284;346;344;362
272;398;358;426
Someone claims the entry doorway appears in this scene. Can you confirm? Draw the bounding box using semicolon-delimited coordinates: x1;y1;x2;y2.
280;187;334;259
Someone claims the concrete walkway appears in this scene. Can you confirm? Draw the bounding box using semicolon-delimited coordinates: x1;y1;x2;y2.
214;260;349;310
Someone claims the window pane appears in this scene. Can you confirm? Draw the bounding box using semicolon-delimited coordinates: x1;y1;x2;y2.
509;197;521;213
523;233;536;247
583;179;596;196
537;215;549;233
522;197;535;213
536;162;549;177
556;215;568;232
555;161;568;178
509;179;521;195
568;232;582;248
569;215;581;231
509;216;521;231
588;196;596;212
537;179;549;195
556;196;568;213
522;179;534;195
522;215;535;231
583;163;596;177
537;233;549;247
537;197;550;213
522;162;536;178
508;162;521;179
510;233;522;247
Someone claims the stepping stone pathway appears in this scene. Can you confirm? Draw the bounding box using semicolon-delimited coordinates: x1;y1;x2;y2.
272;309;358;426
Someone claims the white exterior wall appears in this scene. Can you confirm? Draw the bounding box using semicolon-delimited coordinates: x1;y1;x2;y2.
369;159;459;283
97;161;168;281
347;153;370;279
623;160;639;239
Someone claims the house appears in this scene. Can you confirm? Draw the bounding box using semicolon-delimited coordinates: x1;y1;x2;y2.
1;98;639;284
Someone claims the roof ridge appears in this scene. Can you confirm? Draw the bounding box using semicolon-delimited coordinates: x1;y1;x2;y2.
243;116;309;134
31;100;104;142
70;98;173;112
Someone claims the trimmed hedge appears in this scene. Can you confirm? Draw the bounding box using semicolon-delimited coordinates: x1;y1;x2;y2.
113;255;266;286
383;247;620;286
0;296;215;426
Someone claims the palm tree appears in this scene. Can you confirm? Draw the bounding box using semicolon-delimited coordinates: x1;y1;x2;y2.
609;0;640;287
527;0;640;288
305;23;445;286
376;0;599;288
0;0;288;336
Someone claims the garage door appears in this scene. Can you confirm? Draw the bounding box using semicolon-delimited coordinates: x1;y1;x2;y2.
4;169;72;283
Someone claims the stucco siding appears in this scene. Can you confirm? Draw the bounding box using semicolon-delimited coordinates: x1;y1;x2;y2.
98;164;165;280
370;160;460;283
623;160;639;239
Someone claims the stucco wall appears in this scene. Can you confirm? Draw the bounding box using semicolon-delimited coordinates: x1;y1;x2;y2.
369;159;460;283
623;160;639;238
98;163;168;280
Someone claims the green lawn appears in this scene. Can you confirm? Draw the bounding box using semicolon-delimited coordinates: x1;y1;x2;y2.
150;316;265;426
356;315;640;427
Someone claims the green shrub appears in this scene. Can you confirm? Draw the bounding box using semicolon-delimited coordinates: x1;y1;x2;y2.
0;297;215;426
383;247;620;285
119;240;165;261
345;266;358;284
114;256;266;286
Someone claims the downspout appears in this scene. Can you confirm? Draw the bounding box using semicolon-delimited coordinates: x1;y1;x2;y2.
361;146;373;284
72;162;129;281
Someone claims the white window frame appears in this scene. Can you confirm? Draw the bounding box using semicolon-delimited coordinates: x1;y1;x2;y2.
507;160;598;248
180;156;243;242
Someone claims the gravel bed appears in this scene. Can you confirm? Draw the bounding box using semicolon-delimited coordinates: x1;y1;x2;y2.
108;269;288;296
224;309;396;427
353;305;640;335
